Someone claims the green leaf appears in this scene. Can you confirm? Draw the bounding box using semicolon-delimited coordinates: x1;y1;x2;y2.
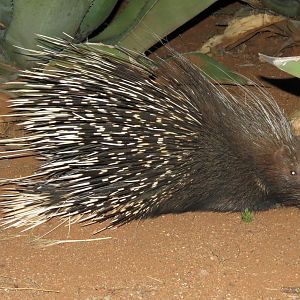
180;51;248;85
1;0;93;67
46;42;132;72
259;54;300;78
261;0;300;19
80;45;246;85
91;0;154;43
91;0;218;53
79;43;130;59
75;0;118;41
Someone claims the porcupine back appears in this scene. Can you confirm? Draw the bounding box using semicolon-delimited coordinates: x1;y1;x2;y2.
1;36;300;231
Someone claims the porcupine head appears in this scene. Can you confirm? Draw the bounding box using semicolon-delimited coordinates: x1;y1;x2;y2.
263;138;300;205
151;54;300;214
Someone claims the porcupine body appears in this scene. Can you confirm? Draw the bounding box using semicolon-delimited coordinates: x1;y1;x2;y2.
1;36;300;230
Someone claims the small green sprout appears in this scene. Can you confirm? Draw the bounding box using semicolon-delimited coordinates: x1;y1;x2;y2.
241;208;254;223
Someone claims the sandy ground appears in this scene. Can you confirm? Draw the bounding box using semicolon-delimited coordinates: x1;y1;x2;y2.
0;1;300;299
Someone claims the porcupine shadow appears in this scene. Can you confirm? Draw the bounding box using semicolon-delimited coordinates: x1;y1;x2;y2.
1;36;300;232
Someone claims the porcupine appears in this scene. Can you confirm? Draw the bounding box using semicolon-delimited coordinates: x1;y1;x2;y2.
1;35;300;231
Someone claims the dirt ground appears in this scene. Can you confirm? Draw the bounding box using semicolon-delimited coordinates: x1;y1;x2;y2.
0;1;300;299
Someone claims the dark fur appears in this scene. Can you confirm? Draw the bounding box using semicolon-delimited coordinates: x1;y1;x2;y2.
1;37;300;230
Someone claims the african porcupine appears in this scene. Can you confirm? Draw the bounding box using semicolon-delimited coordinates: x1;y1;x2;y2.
1;36;300;231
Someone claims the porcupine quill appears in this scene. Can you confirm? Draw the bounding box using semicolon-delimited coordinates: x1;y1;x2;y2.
0;35;300;232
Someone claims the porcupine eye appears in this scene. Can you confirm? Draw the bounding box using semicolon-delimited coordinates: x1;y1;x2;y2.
274;145;300;181
287;163;300;185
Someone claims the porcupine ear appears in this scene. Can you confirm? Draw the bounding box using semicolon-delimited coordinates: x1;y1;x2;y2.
274;132;300;163
273;143;300;180
274;145;292;164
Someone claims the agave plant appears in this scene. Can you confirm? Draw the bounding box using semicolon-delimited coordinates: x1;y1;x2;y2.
0;0;298;83
0;0;217;68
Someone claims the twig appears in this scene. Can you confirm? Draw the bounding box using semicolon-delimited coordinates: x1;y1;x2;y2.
0;286;60;293
33;236;112;247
